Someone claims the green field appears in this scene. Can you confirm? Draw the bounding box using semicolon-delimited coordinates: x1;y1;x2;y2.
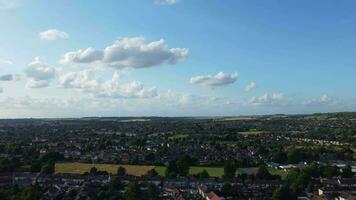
56;163;287;179
155;166;286;178
154;166;228;177
168;132;190;140
352;148;356;153
238;131;268;136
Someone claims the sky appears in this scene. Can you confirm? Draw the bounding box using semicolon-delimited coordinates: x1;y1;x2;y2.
1;0;356;118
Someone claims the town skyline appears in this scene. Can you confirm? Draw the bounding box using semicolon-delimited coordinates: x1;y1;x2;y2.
1;0;356;118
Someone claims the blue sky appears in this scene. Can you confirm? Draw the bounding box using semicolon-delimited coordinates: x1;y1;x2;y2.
0;0;356;118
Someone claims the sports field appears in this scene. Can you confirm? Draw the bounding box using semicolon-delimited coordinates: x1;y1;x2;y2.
154;166;227;177
56;163;287;179
55;163;154;176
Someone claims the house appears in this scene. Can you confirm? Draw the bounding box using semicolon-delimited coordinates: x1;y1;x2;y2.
338;178;356;187
206;191;224;200
267;162;280;169
279;164;296;172
0;172;13;187
13;172;39;188
339;193;356;200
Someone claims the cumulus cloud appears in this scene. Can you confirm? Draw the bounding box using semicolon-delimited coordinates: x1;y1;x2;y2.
302;95;334;106
58;70;99;91
320;95;332;103
39;29;69;40
190;72;238;87
154;0;179;5
61;37;189;69
98;73;158;98
178;94;190;105
249;93;285;105
245;82;257;92
58;70;157;99
24;57;57;88
0;74;20;81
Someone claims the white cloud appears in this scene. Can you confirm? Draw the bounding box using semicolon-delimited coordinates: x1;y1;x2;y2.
249;92;285;105
190;72;238;87
24;57;57;88
320;95;332;103
179;94;190;105
58;70;157;99
245;81;257;92
0;59;13;65
26;79;51;88
154;0;179;5
302;95;334;106
98;73;158;99
0;74;20;81
58;70;99;91
39;29;69;40
61;37;189;69
0;86;3;93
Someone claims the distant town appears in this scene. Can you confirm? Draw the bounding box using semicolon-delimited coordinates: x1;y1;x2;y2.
0;112;355;200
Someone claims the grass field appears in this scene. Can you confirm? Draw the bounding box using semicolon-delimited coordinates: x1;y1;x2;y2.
238;131;268;136
168;132;190;140
352;148;356;153
55;163;154;176
56;163;287;179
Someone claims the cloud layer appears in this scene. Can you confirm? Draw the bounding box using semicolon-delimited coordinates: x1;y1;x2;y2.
62;37;189;69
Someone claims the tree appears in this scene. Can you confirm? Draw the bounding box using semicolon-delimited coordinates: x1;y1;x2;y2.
146;169;159;177
165;159;190;178
41;152;64;163
165;160;178;178
40;161;54;175
321;166;339;178
272;150;287;164
238;173;248;183
272;185;293;200
198;170;210;179
90;167;98;175
223;160;236;179
287;148;303;164
124;182;141;200
176;159;189;177
30;160;42;173
221;182;233;194
304;163;320;178
290;172;310;195
256;165;272;180
117;166;126;176
20;185;43;200
342;165;353;178
145;153;155;163
108;177;122;193
146;184;159;200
